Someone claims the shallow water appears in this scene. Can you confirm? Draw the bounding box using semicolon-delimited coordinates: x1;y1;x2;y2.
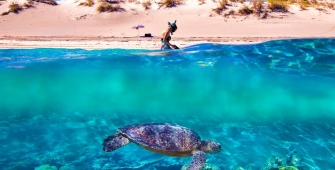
0;39;335;170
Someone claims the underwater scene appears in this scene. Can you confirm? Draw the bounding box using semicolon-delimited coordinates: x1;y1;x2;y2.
0;39;335;170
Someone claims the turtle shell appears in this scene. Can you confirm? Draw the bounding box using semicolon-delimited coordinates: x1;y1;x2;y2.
119;123;201;156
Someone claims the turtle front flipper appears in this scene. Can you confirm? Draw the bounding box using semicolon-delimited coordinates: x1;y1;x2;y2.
103;133;130;152
186;150;206;170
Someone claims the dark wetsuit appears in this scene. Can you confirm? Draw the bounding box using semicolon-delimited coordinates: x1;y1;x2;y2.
161;36;172;50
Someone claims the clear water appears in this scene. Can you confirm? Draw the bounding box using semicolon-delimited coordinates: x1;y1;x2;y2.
0;39;335;170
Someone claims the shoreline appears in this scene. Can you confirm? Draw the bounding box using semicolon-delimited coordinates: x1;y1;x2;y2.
1;36;334;49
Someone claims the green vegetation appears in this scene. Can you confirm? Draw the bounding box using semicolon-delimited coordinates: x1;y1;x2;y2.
267;0;288;12
158;0;184;8
142;0;151;10
78;0;95;7
212;0;228;14
97;3;125;12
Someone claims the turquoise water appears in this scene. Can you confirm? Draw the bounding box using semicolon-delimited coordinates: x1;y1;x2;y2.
0;39;335;170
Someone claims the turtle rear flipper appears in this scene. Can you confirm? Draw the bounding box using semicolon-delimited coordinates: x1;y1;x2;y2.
103;133;130;152
186;150;206;170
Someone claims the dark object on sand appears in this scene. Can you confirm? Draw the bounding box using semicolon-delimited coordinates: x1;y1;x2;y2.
140;33;154;38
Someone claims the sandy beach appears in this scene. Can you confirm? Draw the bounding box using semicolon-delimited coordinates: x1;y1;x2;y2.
0;0;334;49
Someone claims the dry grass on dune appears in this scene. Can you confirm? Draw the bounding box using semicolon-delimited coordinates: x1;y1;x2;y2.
327;2;335;10
127;0;138;2
198;0;205;5
328;2;335;9
223;9;235;17
1;0;334;17
78;0;95;7
8;2;22;13
75;0;126;12
23;0;35;8
1;0;58;16
236;0;287;17
251;0;269;19
1;2;22;15
98;0;122;4
298;0;316;9
217;0;266;19
230;0;245;6
142;0;151;10
158;0;184;8
1;11;9;15
304;3;311;11
252;0;263;16
212;0;228;14
267;0;288;12
33;0;58;5
214;0;335;19
22;0;57;6
272;0;335;11
297;0;335;11
97;3;125;12
237;5;253;15
318;1;335;10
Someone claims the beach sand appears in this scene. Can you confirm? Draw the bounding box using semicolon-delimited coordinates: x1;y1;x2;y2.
0;0;334;49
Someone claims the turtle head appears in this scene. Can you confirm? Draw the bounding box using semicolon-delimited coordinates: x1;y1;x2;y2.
198;140;221;153
103;133;130;152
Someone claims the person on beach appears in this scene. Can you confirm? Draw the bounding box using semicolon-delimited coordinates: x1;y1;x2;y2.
161;20;179;50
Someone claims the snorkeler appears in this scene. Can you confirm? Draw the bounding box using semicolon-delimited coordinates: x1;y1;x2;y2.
161;20;179;50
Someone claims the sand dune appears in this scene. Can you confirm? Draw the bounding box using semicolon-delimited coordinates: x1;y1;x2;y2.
0;0;334;49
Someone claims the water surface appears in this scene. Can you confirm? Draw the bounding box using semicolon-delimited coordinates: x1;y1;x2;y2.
0;39;335;169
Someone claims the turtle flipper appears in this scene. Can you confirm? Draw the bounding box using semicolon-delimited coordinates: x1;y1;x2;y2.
103;133;130;152
186;150;206;170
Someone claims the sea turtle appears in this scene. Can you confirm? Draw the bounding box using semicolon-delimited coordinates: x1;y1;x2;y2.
103;123;221;170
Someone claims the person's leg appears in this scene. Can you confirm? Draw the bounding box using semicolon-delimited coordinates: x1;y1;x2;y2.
163;44;171;50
